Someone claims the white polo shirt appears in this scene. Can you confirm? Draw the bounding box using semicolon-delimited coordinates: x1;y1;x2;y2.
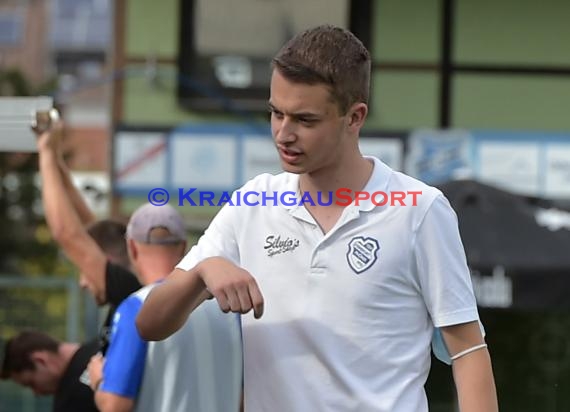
177;156;479;412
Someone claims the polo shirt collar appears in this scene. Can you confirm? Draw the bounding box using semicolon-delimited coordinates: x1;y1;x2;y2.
281;173;302;211
357;156;393;212
280;156;393;214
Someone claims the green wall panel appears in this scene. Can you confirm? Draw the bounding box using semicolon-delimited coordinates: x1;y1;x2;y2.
455;0;570;65
372;0;440;62
366;71;439;130
453;75;570;130
123;65;226;124
126;0;179;57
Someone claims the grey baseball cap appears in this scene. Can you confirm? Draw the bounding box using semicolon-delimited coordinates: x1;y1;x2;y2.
126;203;186;244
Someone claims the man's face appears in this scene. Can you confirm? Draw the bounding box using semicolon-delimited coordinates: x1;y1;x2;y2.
11;360;59;395
269;69;350;176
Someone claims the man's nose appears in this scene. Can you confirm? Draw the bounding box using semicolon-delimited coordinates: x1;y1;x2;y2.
275;118;297;144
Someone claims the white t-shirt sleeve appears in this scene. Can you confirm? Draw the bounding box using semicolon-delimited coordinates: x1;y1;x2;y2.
413;193;479;328
176;192;241;271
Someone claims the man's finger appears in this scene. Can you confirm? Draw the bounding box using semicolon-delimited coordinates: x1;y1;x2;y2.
203;288;214;300
213;291;230;313
225;289;242;312
248;282;264;319
236;284;253;314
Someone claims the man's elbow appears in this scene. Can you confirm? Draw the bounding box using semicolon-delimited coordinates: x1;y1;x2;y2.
51;225;82;249
49;224;68;245
136;310;164;341
136;307;185;342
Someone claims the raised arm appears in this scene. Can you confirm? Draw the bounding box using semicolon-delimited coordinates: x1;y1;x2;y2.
441;321;498;412
136;257;263;341
37;122;108;301
57;151;97;226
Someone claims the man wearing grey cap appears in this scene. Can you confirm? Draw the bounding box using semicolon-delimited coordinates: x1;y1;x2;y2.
87;203;242;412
125;202;189;245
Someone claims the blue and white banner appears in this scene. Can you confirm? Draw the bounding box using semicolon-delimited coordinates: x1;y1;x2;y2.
405;129;473;184
114;124;404;195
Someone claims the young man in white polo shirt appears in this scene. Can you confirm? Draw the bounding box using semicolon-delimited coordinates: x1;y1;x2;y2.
137;24;498;412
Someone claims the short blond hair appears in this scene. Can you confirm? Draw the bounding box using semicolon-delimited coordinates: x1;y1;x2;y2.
272;24;371;114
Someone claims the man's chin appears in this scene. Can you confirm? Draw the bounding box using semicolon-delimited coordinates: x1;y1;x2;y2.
280;161;304;175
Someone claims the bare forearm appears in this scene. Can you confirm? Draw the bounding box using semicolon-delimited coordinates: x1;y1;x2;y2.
94;391;134;412
138;256;264;340
40;150;84;241
38;135;107;299
58;159;96;226
136;267;210;341
453;349;498;412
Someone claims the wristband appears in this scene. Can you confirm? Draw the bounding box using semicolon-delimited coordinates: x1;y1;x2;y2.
450;343;488;361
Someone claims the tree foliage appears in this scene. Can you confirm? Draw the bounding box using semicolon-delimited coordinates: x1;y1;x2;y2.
0;69;75;341
0;69;59;274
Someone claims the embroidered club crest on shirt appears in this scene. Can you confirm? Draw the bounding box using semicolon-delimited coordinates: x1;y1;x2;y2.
346;236;380;274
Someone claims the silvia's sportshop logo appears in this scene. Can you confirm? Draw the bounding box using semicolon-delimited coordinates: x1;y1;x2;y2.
264;235;300;257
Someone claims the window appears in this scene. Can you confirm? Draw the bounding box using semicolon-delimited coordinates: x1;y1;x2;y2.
50;0;111;50
370;0;570;130
177;0;372;113
0;13;23;46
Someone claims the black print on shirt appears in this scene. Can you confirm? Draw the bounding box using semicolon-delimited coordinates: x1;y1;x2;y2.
264;235;300;257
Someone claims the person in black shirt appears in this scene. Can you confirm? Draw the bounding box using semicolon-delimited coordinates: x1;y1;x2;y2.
33;117;142;409
99;260;141;352
1;330;99;412
36;121;142;352
2;120;143;412
3;121;146;411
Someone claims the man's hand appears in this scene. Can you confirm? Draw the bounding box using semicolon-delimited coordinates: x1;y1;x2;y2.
35;118;64;154
198;257;264;319
87;353;104;392
136;259;264;342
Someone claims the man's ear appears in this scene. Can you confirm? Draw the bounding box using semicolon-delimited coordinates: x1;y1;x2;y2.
127;238;138;261
179;241;187;257
30;351;49;368
347;102;368;130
